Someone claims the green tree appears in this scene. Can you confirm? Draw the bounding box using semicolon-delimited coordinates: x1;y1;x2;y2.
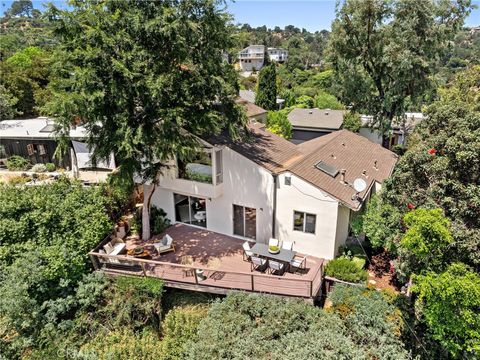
342;111;361;132
255;63;277;110
314;91;344;110
6;0;33;18
45;0;245;240
295;94;314;108
266;110;292;139
400;208;453;272
328;0;472;147
413;263;480;358
0;84;20;119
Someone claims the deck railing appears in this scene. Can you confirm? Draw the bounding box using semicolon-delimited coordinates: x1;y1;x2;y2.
89;251;323;299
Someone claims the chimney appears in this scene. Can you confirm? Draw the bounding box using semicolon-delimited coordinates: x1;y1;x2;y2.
340;169;346;184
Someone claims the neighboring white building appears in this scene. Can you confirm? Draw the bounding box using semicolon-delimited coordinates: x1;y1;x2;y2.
238;45;265;72
267;47;288;63
148;125;397;260
359;112;424;148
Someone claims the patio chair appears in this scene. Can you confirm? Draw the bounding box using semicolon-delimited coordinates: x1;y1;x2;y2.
242;242;254;261
268;260;285;275
290;255;307;275
268;238;279;247
282;241;294;251
154;234;175;255
250;256;268;272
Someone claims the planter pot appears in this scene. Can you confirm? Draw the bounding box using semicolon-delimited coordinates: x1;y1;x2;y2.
116;226;126;239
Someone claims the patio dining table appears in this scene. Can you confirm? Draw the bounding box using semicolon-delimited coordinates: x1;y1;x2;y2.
250;243;296;264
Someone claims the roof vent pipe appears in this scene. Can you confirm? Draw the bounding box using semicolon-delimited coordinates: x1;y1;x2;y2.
373;160;378;170
309;110;313;114
340;169;346;184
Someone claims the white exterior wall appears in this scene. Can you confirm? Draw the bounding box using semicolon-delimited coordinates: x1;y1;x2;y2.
334;205;350;255
151;147;274;243
359;127;382;145
275;173;340;259
239;59;264;72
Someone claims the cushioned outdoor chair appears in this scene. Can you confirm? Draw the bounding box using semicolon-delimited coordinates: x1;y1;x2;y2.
268;260;285;275
290;255;307;275
268;238;279;247
242;242;254;261
154;234;175;255
250;256;268;272
281;241;294;251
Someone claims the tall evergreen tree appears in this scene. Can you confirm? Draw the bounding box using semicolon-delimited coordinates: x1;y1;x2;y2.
45;0;246;239
255;63;277;111
328;0;472;147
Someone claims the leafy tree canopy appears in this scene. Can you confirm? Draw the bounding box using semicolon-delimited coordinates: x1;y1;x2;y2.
266;110;292;139
413;263;480;358
342;111;362;132
328;0;473;145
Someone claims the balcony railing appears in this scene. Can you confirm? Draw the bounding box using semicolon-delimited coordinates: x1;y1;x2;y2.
89;251;323;299
238;53;265;59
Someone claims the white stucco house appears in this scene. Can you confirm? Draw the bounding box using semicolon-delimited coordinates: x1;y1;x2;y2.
147;125;397;260
359;112;424;148
238;45;265;72
267;47;288;63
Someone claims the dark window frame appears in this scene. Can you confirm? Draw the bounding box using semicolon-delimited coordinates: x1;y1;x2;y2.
293;210;316;234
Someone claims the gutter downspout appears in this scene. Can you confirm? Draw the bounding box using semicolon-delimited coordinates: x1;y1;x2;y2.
272;174;277;238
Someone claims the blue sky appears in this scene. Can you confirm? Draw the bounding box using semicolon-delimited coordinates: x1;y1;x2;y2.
1;0;479;31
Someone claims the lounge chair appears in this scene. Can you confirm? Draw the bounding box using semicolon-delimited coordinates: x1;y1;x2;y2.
282;241;294;251
101;238;126;264
268;238;279;247
250;256;268;272
154;234;175;254
268;260;285;275
242;242;254;261
290;255;307;274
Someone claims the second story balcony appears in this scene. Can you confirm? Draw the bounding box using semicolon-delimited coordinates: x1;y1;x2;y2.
158;147;224;198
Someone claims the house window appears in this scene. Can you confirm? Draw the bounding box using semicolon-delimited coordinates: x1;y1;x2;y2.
215;149;223;184
177;150;213;184
27;144;35;156
0;144;6;158
37;144;47;156
174;193;207;228
233;204;256;239
293;211;316;234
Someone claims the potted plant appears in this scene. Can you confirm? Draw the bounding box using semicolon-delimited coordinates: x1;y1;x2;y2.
116;220;126;238
268;245;280;254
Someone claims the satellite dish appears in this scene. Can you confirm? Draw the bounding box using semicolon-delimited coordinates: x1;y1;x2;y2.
353;178;367;193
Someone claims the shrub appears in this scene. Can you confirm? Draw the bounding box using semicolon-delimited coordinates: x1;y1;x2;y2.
325;257;367;283
7;174;31;185
150;206;171;235
266;110;292;139
31;163;47;172
295;95;314;108
45;163;56;172
314;91;344;110
342;112;362;132
6;155;30;171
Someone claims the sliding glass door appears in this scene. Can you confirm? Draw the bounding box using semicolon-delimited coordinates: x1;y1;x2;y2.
233;204;256;239
173;193;207;228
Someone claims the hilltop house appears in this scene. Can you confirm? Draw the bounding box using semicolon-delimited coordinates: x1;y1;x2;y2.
238;45;265;72
147;125;397;260
287;108;345;144
267;47;288;63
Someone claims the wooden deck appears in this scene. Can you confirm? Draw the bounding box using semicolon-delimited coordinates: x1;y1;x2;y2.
89;224;325;299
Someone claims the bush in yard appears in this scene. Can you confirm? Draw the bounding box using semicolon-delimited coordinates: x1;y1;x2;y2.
45;162;56;172
6;155;30;171
295;94;314;108
31;163;47;172
342;111;362;132
186;291;410;359
266;110;292;139
160;304;209;359
325;257;367;283
150;206;171;235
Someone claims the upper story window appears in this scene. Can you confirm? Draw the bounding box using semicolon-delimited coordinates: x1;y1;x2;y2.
293;211;316;234
177;147;223;185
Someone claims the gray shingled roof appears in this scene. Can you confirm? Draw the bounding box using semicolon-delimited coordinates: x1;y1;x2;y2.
288;108;344;130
